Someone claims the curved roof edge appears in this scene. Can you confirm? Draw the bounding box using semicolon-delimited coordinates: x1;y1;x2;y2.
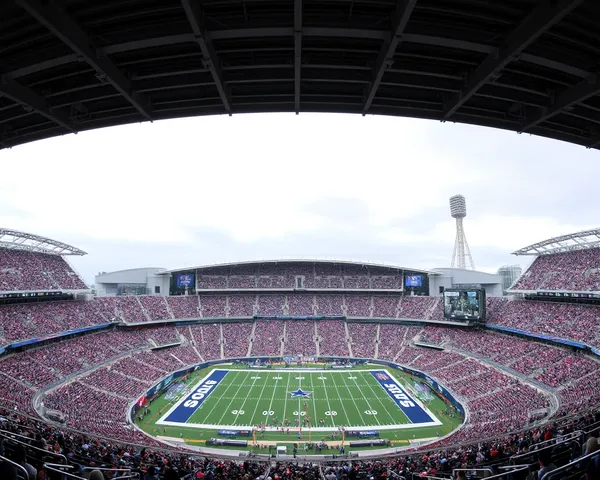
160;259;438;275
0;228;86;256
512;228;600;256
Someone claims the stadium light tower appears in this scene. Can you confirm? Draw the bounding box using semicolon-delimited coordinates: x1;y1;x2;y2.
450;195;475;270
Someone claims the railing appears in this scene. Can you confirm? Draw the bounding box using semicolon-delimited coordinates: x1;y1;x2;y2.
509;430;583;465
0;455;29;480
0;428;68;465
453;464;530;479
541;449;600;480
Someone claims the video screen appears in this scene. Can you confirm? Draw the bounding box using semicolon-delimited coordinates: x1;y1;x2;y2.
443;289;484;321
405;275;422;287
176;273;195;288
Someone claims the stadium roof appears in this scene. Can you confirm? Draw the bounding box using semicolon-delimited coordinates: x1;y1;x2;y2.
512;228;600;256
160;259;437;274
2;1;600;150
0;228;87;255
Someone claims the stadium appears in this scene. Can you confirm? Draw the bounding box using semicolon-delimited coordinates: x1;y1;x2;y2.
1;0;600;479
0;227;600;478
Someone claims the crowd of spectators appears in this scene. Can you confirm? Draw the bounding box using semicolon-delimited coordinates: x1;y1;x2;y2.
199;296;227;318
97;296;148;323
283;321;317;355
347;323;376;358
1;296;600;473
227;295;256;317
250;320;283;356
287;295;316;316
0;407;271;479
194;264;404;290
378;325;422;361
317;320;349;356
345;295;371;317
166;296;200;319
43;381;155;444
0;301;113;345
222;322;253;357
486;298;600;348
315;294;344;316
187;324;222;360
0;249;87;291
417;326;600;416
256;295;286;316
0;400;598;480
512;248;600;291
141;297;172;321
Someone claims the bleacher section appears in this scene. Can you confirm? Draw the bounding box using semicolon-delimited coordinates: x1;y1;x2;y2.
512;248;600;292
195;263;405;290
0;249;87;291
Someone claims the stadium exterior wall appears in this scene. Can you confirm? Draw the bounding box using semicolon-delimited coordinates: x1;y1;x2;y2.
430;268;503;297
95;268;169;296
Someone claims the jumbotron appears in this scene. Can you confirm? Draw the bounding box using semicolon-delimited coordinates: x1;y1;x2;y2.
0;227;599;480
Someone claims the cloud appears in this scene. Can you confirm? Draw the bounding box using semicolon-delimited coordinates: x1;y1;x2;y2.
0;113;599;283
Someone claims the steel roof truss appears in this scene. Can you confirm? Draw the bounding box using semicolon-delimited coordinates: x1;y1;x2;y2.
443;0;585;120
363;0;418;115
513;228;600;255
522;72;600;131
0;77;75;133
16;0;153;120
182;0;231;115
294;0;303;114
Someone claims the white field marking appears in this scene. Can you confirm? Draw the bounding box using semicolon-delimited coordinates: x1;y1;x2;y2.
223;368;387;373
246;374;272;426
297;373;302;427
346;373;380;425
378;370;441;424
263;373;280;426
357;370;408;425
156;421;439;431
216;371;254;425
338;372;367;426
308;373;319;425
192;370;245;425
329;370;361;427
157;369;229;424
281;372;292;424
319;373;336;427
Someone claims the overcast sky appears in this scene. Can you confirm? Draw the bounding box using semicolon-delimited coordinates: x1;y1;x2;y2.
1;113;599;284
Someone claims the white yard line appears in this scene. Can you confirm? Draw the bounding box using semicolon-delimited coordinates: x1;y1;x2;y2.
262;373;281;426
242;374;271;426
347;373;379;425
329;371;360;427
320;374;336;427
297;374;302;427
338;373;367;426
357;371;409;425
308;373;319;425
216;371;254;425
158;369;219;423
281;373;292;423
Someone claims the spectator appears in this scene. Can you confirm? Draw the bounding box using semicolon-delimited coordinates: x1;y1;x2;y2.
536;449;557;479
12;444;36;480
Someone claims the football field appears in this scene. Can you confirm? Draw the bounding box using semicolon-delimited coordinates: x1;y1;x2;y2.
157;368;441;431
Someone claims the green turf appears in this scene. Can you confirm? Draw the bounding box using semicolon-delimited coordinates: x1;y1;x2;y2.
183;369;415;428
135;364;463;451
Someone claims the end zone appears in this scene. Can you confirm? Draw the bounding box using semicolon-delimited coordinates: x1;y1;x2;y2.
158;369;229;424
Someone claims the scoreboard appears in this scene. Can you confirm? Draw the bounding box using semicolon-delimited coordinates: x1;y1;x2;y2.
443;288;486;323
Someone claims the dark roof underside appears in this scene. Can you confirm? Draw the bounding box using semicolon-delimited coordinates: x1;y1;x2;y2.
1;0;600;150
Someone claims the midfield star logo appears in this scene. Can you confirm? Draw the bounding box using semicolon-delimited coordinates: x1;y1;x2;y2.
289;389;312;398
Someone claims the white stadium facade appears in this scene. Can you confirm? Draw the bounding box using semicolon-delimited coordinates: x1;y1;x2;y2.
94;260;503;299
